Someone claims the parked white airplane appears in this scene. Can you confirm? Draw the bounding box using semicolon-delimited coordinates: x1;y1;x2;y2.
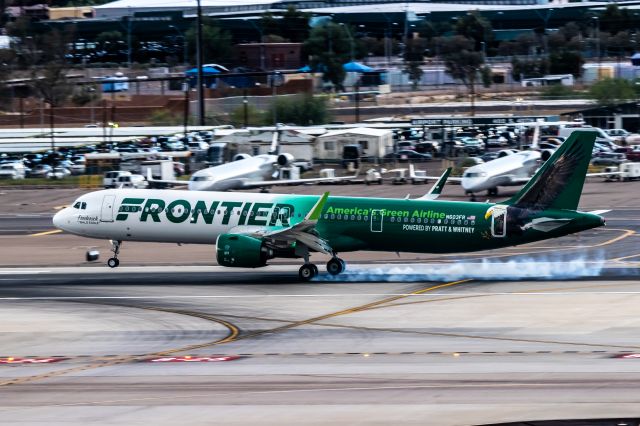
459;150;541;199
150;130;356;191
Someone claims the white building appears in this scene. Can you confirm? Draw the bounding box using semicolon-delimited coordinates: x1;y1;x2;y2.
315;127;393;160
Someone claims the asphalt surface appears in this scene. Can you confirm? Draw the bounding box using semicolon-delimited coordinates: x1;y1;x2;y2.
0;182;639;425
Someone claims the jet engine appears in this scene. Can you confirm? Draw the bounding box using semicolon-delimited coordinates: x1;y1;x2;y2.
277;153;295;167
232;153;252;162
216;234;274;268
540;149;554;161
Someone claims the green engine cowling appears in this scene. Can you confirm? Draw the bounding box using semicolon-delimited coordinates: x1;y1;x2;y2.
216;234;273;268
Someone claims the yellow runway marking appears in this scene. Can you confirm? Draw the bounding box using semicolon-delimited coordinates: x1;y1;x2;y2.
29;229;62;237
230;279;472;343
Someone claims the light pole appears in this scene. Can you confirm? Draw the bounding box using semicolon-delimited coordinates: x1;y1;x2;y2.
169;25;187;66
593;16;601;79
196;0;205;125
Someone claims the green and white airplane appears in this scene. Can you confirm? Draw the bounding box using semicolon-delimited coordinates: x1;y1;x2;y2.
53;131;605;281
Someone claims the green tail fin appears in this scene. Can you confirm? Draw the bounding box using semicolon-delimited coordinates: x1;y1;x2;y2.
506;130;596;211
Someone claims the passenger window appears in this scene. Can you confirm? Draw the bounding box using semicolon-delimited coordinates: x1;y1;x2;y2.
390;217;395;222
417;218;421;223
357;215;361;221
404;217;408;223
410;217;415;223
364;216;368;221
337;214;342;220
323;214;328;219
331;214;335;220
351;215;355;221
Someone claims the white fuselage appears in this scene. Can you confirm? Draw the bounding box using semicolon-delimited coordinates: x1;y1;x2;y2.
188;155;278;191
461;151;541;193
52;188;316;245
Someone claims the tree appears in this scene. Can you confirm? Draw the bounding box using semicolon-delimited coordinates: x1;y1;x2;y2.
23;29;74;107
403;37;427;89
186;18;232;65
303;22;351;90
438;35;485;116
549;50;584;77
260;6;310;42
267;95;330;125
600;4;634;35
589;78;636;107
511;57;549;81
454;11;493;53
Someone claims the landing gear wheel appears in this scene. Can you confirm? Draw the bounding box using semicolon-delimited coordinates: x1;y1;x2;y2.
326;257;345;275
299;264;317;281
107;257;120;268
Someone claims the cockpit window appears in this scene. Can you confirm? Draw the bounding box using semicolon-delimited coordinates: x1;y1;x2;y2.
191;176;213;182
73;202;81;209
81;202;87;210
73;201;87;209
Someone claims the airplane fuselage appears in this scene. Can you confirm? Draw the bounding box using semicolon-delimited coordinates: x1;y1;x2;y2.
54;188;603;255
462;151;541;194
188;155;277;191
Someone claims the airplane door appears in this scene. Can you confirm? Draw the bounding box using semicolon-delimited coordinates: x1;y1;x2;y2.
491;205;507;238
100;195;116;222
370;209;384;232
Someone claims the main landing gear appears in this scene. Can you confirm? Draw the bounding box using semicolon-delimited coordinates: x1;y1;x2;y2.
298;253;346;282
107;240;122;268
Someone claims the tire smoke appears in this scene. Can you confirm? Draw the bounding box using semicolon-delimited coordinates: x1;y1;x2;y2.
316;253;606;282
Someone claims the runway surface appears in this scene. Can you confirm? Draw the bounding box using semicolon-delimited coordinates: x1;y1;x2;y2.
0;183;639;425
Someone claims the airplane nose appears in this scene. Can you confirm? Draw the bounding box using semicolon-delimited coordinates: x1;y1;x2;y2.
52;209;67;230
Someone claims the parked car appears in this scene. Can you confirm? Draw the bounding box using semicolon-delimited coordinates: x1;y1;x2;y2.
457;137;484;155
187;140;210;152
46;167;71;179
0;163;26;179
385;150;433;162
28;164;52;178
485;135;508;147
591;152;627;166
614;147;640;162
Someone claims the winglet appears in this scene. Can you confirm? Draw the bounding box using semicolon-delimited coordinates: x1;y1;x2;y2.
306;192;330;221
416;167;452;200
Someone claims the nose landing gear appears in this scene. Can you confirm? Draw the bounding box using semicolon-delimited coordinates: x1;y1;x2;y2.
107;240;122;268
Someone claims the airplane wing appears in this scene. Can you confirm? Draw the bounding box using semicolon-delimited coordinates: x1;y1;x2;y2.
585;171;622;177
415;167;452;200
230;192;333;254
409;164;462;182
238;173;358;190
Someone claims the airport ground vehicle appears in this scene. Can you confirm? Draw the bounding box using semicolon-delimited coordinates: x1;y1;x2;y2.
116;174;148;188
103;171;132;188
53;131;605;281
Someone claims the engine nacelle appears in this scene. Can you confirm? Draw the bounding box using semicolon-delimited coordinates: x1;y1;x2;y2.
540;149;554;161
216;234;273;268
277;153;295;167
232;153;252;162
